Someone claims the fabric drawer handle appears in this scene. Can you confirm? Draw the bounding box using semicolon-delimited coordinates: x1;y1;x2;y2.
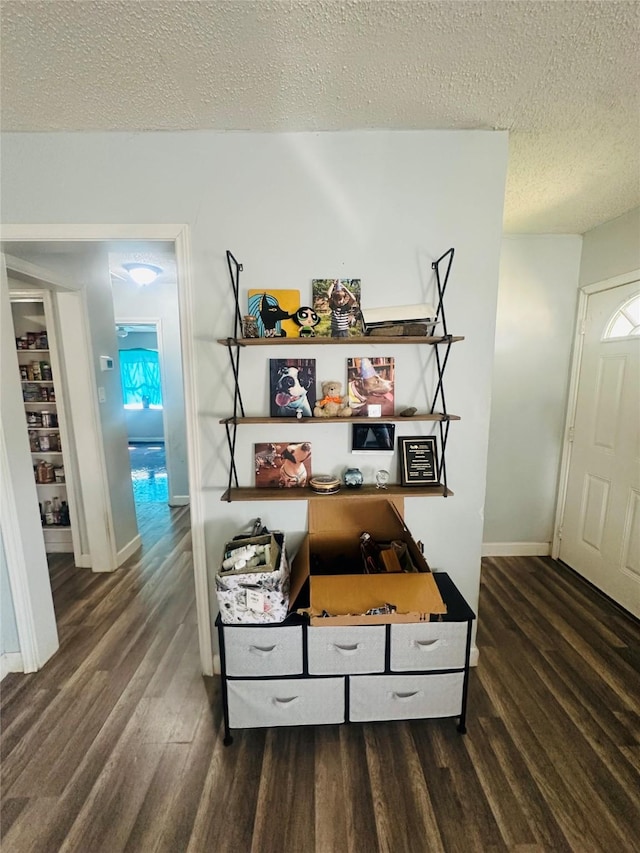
391;690;421;702
273;696;299;706
332;643;360;655
249;644;278;656
413;639;441;650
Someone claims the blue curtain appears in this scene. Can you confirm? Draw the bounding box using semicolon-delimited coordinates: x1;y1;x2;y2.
119;348;163;406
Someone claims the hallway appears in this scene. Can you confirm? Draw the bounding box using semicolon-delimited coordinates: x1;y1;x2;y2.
128;441;168;504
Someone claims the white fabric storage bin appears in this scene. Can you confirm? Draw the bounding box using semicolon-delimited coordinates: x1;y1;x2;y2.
390;622;467;672
223;625;303;677
227;678;345;729
216;531;290;624
307;625;386;675
349;673;464;722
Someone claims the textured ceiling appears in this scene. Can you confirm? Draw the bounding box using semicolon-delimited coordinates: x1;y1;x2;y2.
1;0;639;234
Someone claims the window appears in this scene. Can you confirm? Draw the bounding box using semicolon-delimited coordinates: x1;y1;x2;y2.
119;348;163;409
603;294;640;340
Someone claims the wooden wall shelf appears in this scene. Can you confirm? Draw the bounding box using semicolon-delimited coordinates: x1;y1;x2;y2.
220;247;461;499
218;335;464;347
221;484;453;502
219;414;460;425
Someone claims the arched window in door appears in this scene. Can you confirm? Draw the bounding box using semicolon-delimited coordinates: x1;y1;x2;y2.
603;293;640;340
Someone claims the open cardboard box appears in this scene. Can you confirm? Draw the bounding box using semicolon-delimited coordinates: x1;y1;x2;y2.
289;497;446;626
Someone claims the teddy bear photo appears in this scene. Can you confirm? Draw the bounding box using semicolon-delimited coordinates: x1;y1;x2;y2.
313;380;352;418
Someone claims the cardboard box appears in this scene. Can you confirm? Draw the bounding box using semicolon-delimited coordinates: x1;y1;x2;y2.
220;533;280;575
289;497;446;626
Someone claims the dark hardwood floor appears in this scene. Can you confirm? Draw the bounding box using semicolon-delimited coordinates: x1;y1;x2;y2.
2;507;639;852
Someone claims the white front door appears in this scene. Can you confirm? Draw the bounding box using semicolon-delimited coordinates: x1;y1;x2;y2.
559;280;640;618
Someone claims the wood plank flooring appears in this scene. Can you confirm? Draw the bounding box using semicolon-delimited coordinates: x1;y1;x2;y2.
2;509;639;852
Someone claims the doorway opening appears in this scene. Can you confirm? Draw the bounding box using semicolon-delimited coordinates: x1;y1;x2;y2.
115;320;169;505
1;225;212;678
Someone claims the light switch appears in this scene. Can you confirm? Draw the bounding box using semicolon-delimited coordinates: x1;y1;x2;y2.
98;386;106;403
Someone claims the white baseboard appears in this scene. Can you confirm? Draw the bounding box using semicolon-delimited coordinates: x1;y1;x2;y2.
1;652;24;681
213;653;221;675
169;495;190;507
482;542;550;557
76;554;92;568
44;542;75;553
115;533;142;568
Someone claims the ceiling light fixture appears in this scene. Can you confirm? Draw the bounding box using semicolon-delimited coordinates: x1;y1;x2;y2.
122;262;163;286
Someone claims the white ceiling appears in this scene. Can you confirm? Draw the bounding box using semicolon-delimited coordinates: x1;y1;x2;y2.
1;0;639;234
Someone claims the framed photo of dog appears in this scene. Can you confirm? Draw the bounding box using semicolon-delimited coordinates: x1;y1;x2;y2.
254;442;312;489
347;356;395;417
269;359;316;418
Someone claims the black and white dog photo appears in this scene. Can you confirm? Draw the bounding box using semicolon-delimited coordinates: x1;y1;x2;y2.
269;359;316;418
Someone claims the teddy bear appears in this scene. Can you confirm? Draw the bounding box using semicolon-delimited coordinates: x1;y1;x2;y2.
313;380;352;418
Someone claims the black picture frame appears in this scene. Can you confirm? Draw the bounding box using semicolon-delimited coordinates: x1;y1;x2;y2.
398;436;439;486
351;422;395;454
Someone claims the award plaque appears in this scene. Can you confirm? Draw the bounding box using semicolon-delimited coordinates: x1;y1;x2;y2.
398;437;438;486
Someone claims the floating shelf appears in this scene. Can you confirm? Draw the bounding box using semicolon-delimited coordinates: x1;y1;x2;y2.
220;413;460;425
221;484;453;502
217;335;464;347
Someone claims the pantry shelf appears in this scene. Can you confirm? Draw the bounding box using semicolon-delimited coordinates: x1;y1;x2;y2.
12;296;74;552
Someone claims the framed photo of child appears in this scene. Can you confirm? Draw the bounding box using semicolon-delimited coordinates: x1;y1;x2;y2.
312;279;363;338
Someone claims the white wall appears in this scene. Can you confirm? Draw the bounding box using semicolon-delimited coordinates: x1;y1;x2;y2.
484;236;582;551
0;130;508;657
112;276;189;501
0;529;20;654
579;206;640;286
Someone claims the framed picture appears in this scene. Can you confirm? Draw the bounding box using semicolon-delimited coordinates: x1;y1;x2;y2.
248;290;300;338
351;423;395;454
254;441;312;488
269;359;316;418
397;436;439;486
312;279;363;337
347;356;395;417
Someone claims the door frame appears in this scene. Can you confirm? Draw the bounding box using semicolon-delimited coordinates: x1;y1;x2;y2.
552;267;640;559
0;225;212;676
